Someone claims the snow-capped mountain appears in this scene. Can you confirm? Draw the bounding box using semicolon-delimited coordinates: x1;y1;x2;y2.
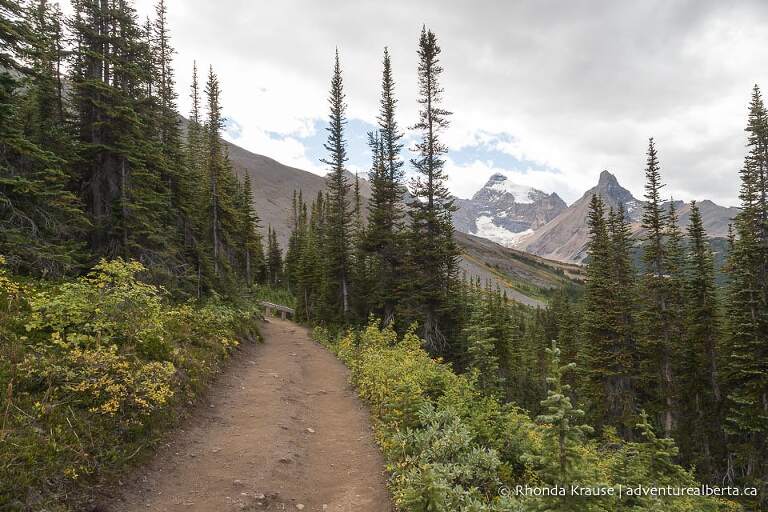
453;173;567;247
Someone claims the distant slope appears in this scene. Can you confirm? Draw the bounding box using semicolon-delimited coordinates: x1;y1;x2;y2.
225;141;325;247
456;231;583;308
225;140;371;248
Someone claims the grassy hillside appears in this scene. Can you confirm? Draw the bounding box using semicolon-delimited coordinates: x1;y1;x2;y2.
456;231;583;307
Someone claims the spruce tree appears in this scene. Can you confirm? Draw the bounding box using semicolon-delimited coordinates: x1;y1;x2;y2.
723;86;768;491
606;204;639;437
638;138;678;437
462;296;502;395
524;342;595;511
580;195;638;438
183;61;212;296
295;193;325;322
679;201;723;479
407;27;459;354
151;0;184;214
284;190;305;292
201;66;242;285
320;49;352;321
265;225;282;287
364;47;406;326
238;173;264;286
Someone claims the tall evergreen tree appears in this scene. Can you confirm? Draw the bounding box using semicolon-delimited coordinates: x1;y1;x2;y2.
638;138;678;437
580;195;638;438
202;66;240;283
183;61;212;296
151;0;183;210
679;201;723;479
407;27;459;354
265;225;282;287
364;47;406;325
320;49;352;321
237;173;264;286
723;86;768;493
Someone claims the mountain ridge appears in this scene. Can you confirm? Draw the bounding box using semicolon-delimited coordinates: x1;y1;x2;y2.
520;170;738;262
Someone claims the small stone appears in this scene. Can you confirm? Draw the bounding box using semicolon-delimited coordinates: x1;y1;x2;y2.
212;448;221;453
296;505;305;511
306;427;315;434
278;457;292;464
255;493;266;500
233;479;244;487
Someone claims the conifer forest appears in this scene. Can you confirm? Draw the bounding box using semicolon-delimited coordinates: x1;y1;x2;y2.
1;1;768;510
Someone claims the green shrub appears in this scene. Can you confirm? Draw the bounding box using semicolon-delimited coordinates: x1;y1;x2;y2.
319;319;738;512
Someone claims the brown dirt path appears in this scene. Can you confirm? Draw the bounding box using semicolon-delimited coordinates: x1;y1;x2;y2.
107;318;391;512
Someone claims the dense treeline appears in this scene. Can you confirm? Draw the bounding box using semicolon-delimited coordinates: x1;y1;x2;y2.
0;0;267;296
574;100;768;507
0;0;272;508
285;22;767;511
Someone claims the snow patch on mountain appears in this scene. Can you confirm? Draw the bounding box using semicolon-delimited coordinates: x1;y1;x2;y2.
475;216;535;247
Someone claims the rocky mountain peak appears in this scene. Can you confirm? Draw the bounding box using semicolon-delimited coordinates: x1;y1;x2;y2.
590;170;638;210
597;170;619;187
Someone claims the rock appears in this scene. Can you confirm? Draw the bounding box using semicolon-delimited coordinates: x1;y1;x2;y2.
306;427;315;434
233;479;243;487
278;457;292;464
296;505;305;510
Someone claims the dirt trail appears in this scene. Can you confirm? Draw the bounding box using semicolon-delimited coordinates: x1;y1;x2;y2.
107;318;391;512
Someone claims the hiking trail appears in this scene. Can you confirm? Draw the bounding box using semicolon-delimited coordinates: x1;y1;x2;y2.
107;318;391;512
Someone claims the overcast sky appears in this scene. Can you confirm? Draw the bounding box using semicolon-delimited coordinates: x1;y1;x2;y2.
90;0;768;206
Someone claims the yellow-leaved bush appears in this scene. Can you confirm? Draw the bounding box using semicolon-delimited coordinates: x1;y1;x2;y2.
0;258;260;509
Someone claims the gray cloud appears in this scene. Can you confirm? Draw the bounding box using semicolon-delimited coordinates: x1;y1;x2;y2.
120;0;768;206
